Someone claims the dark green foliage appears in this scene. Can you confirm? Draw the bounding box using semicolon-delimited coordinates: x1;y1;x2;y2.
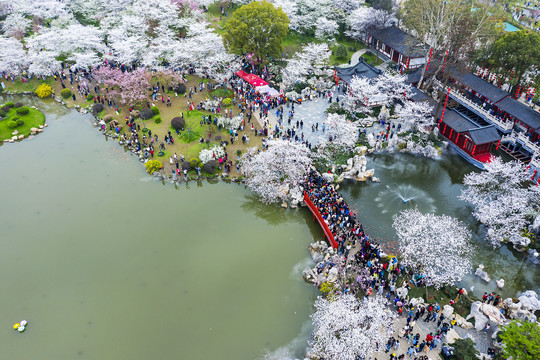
1;106;10;112
151;106;160;115
174;84;186;94
204;159;218;174
154;117;162;124
16;106;29;115
92;103;104;115
140;109;154;120
7;120;17;129
335;45;347;58
14;102;23;108
86;94;94;101
60;88;72;99
0;110;6;118
452;338;480;360
499;320;540;360
4;102;14;108
190;158;202;169
16;118;24;126
181;162;191;171
171;117;185;130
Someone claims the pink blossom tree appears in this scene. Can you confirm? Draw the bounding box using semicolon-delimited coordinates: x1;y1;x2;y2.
94;67;151;107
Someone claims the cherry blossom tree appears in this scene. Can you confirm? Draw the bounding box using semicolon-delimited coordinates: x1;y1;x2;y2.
216;114;244;130
308;294;397;360
0;36;28;75
11;0;68;19
319;113;359;150
240;140;312;204
94;67;151;107
315;17;339;41
282;43;330;89
393;208;472;289
345;72;411;109
26;24;106;70
394;100;434;132
459;157;538;247
2;13;32;39
345;6;395;41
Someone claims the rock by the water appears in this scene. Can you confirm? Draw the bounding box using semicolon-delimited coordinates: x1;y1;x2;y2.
518;290;540;311
326;267;339;283
475;264;491;283
479;303;505;325
496;279;505;288
467;301;489;331
12;130;18;135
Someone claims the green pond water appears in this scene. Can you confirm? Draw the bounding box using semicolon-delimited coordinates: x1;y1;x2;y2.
0;95;318;360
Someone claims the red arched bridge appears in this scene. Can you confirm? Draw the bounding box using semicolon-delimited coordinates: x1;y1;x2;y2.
303;192;338;249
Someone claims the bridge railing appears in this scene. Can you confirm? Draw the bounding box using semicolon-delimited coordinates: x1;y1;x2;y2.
303;192;338;249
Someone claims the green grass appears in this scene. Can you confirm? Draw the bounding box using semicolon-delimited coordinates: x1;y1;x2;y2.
329;38;366;65
361;52;384;66
210;88;233;98
0;106;46;141
4;78;52;93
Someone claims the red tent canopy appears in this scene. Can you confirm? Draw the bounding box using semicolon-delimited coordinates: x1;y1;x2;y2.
235;70;268;87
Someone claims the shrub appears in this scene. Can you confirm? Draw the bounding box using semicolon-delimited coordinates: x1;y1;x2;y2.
151;106;160;115
0;110;6;118
35;83;52;98
142;127;149;133
16;106;29;115
223;98;232;107
190;158;202;169
1;106;10;112
14;102;23;108
154;116;162;124
60;88;72;99
335;45;347;58
171;117;185;130
181;162;191;171
86;94;94;101
145;159;162;173
16;118;24;126
4;102;14;108
92;103;104;115
174;83;186;94
204;159;218;174
130;110;140;118
7;120;17;129
103;114;113;123
140;109;154;120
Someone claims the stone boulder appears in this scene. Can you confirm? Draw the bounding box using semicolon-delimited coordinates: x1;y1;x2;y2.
303;267;317;284
496;279;505;288
327;267;339;283
479;303;505;325
321;172;334;183
454;314;474;329
467;301;489;331
443;305;455;318
396;286;408;299
410;297;425;308
512;309;537;322
518;290;540;311
475;264;491;283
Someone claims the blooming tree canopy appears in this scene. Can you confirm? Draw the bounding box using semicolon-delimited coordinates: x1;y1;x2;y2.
0;36;28;75
346;71;411;109
93;67;151;106
216;114;244;130
282;43;330;89
315;17;339;41
393;208;472;288
320;113;359;150
346;6;395;40
308;294;397;360
2;13;32;39
240;140;312;204
459;157;538;247
394;100;434;132
199;145;226;164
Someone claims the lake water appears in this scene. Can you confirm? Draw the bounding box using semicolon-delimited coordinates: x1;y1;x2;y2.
339;153;540;299
0;95;318;360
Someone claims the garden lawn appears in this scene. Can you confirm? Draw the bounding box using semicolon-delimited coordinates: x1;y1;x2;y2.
0;107;46;141
329;38;366;65
361;52;384;66
3;78;52;93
